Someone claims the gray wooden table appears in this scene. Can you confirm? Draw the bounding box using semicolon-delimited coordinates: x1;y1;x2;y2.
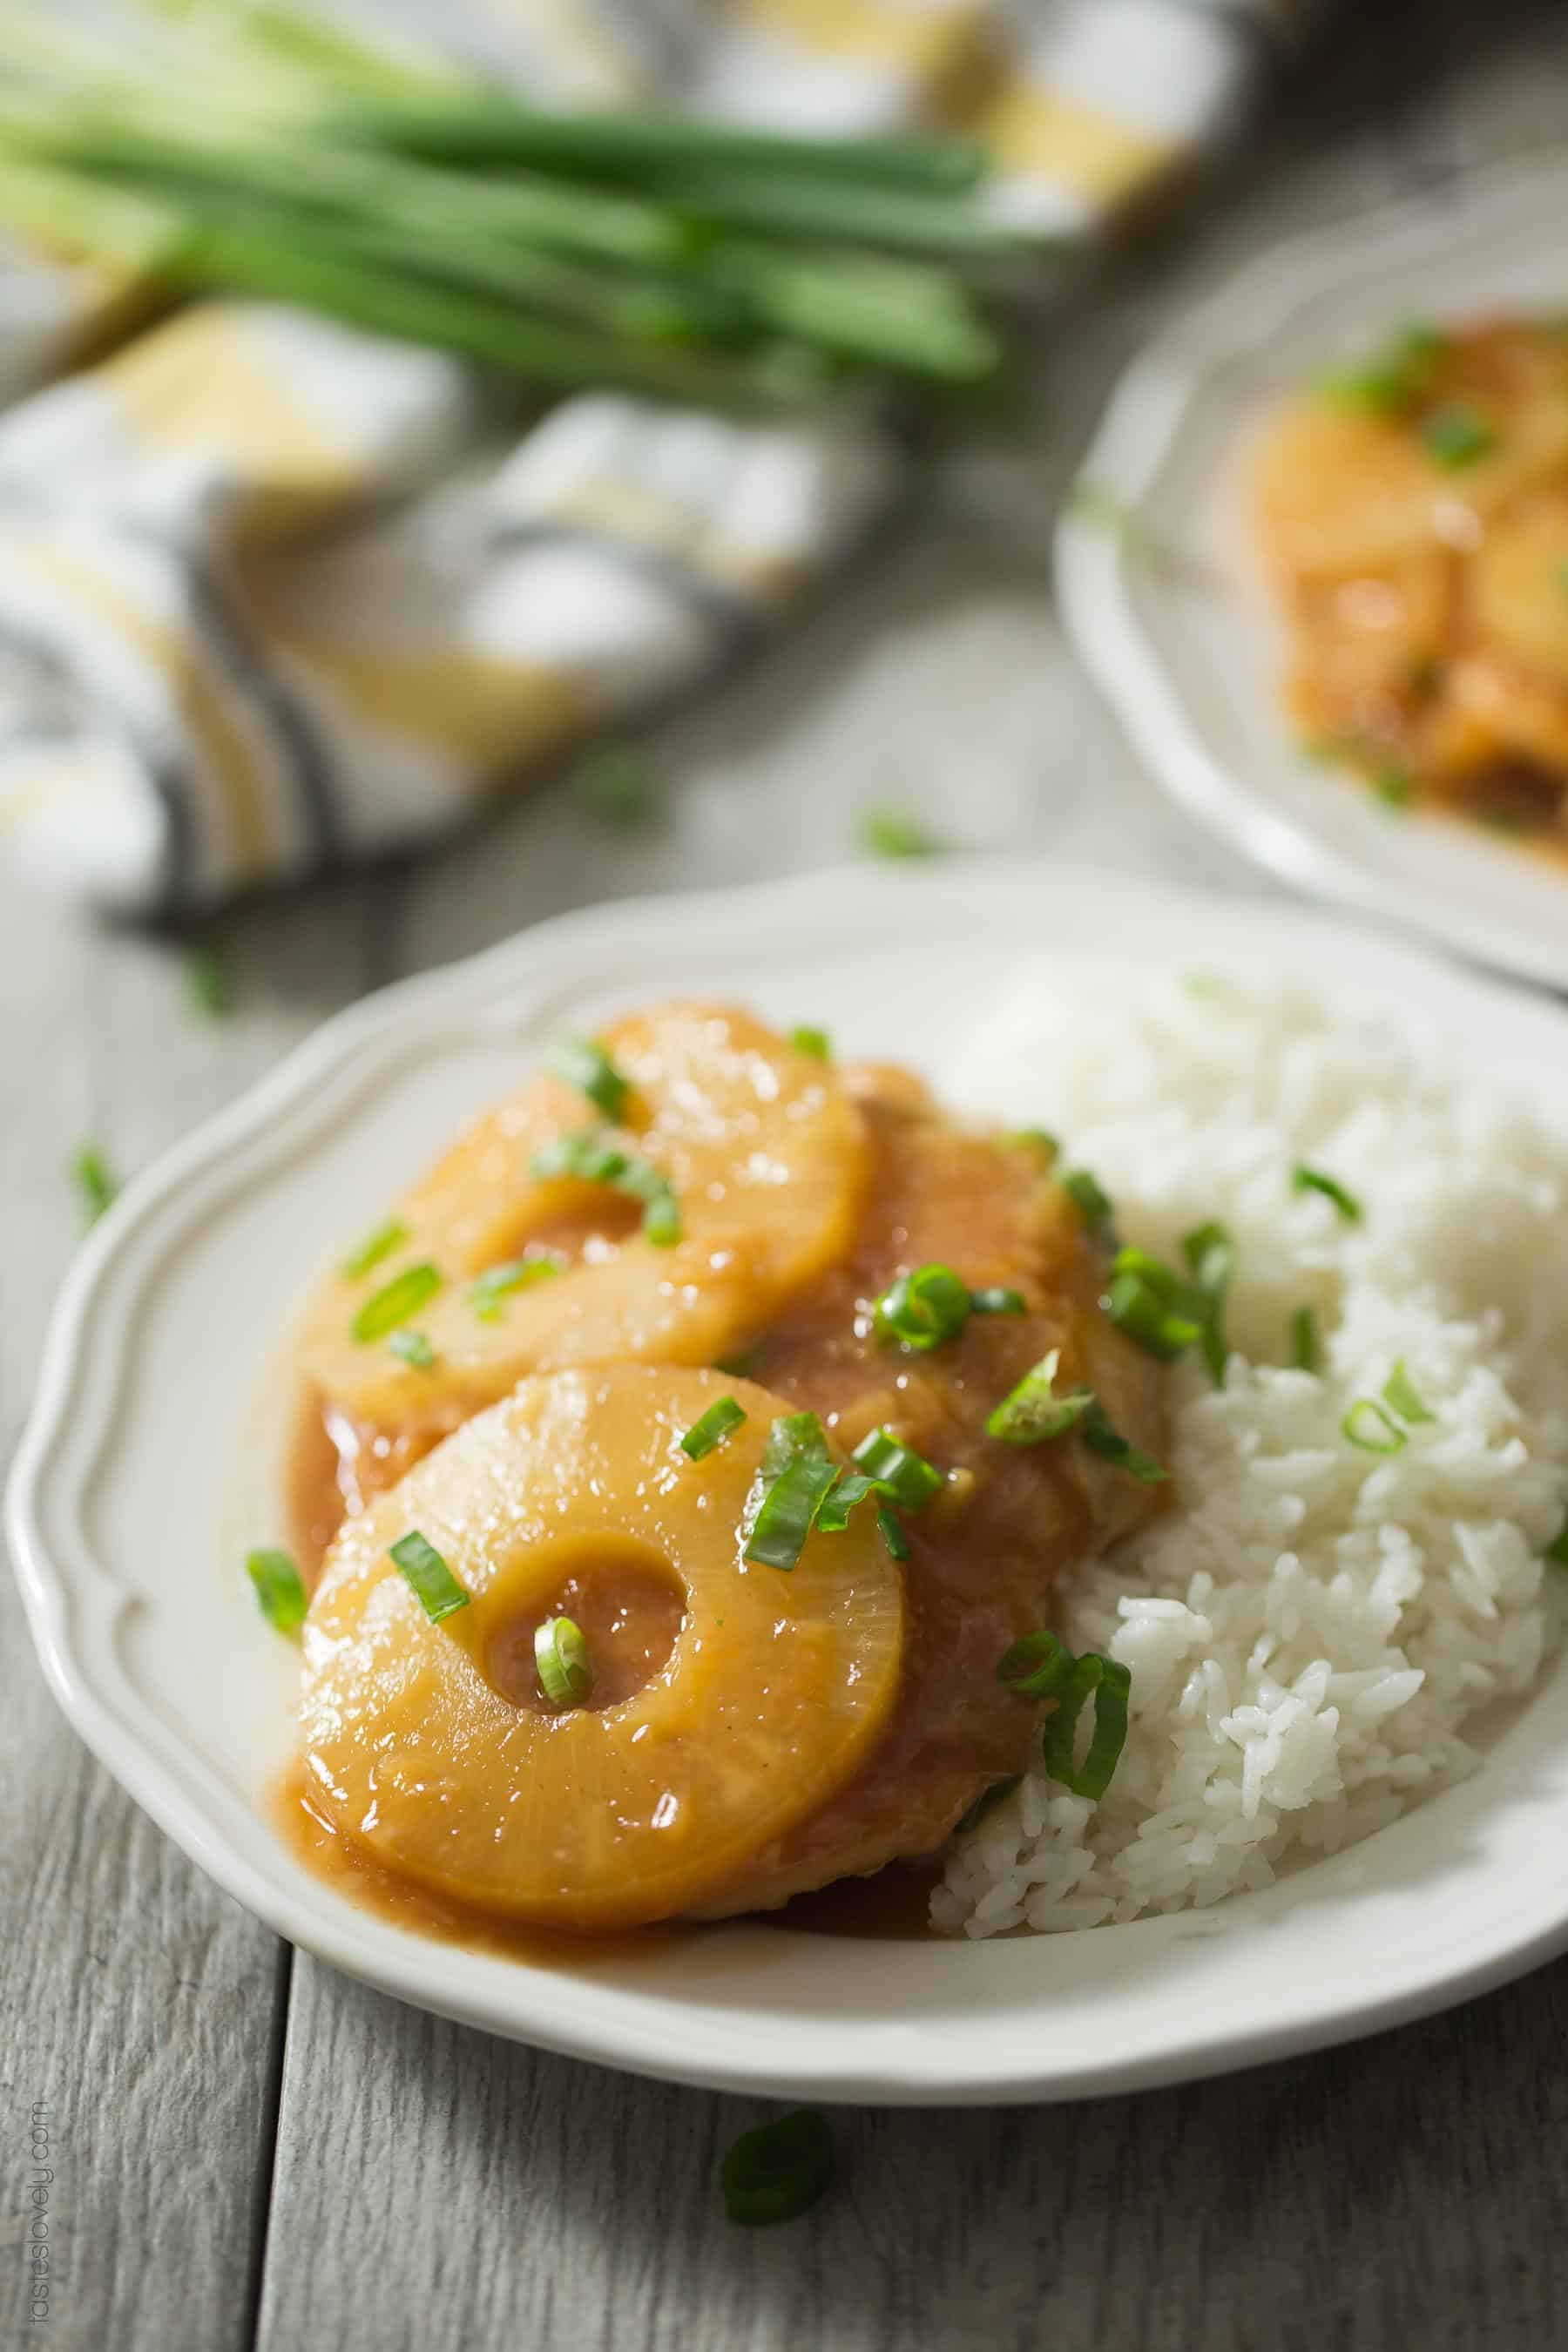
7;8;1568;2347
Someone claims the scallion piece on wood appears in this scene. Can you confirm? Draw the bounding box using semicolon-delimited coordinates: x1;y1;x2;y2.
341;1217;409;1280
73;1144;118;1226
679;1395;747;1460
1289;1306;1320;1373
550;1034;630;1120
1292;1164;1362;1221
388;1529;470;1621
468;1254;563;1321
389;1327;436;1368
1382;1360;1434;1424
996;1629;1077;1700
788;1025;831;1061
986;1350;1093;1446
1342;1399;1406;1455
352;1260;442;1342
535;1615;595;1707
873;1263;972;1351
247;1547;308;1638
1061;1168;1114;1238
1040;1650;1132;1801
849;1428;944;1512
859;808;940;860
720;2109;835;2227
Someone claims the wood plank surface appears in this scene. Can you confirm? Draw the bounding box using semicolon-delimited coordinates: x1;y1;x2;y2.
5;5;1568;2349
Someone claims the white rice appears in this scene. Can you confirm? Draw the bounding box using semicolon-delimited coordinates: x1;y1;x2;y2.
931;969;1568;1937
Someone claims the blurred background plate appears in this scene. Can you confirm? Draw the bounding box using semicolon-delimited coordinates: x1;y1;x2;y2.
1056;154;1568;993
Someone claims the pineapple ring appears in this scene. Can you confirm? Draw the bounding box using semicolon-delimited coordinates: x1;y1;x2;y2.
298;1366;907;1929
295;1004;868;1459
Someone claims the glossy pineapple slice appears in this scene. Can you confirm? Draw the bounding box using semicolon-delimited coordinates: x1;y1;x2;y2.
296;1004;869;1476
299;1366;906;1928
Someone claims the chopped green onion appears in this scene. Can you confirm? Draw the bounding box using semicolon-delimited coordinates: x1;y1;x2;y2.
1374;769;1413;810
389;1327;436;1368
1422;402;1497;470
996;1629;1077;1700
1545;1516;1568;1566
876;1504;911;1561
1040;1650;1132;1801
468;1254;563;1321
814;1471;878;1535
186;946;233;1017
531;1126;681;1245
534;1614;595;1707
873;1262;972;1351
1382;1359;1435;1425
340;1218;409;1281
720;2110;834;2227
986;1350;1092;1446
1103;1250;1202;1364
859;808;941;860
1316;322;1447;417
849;1427;944;1511
352;1260;443;1342
1181;1221;1234;1387
247;1547;308;1638
1061;1168;1114;1238
1291;1164;1362;1221
743;1444;841;1571
760;1411;831;1476
1005;1128;1059;1168
550;1034;630;1121
679;1395;747;1461
1342;1399;1406;1455
572;743;658;828
72;1144;118;1226
1289;1306;1320;1373
713;1345;762;1379
969;1286;1025;1316
1080;1400;1168;1484
788;1025;831;1061
388;1528;470;1621
954;1774;1022;1835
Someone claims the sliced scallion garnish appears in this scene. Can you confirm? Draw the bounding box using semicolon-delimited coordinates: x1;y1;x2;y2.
388;1528;470;1621
73;1144;119;1226
550;1034;630;1121
1342;1399;1406;1455
848;1427;943;1511
1061;1167;1114;1238
389;1327;436;1368
873;1263;971;1351
1102;1248;1202;1364
1040;1650;1132;1801
1422;402;1497;470
788;1025;831;1061
985;1350;1093;1446
1289;1305;1320;1373
1291;1163;1362;1221
572;743;657;828
247;1547;308;1638
969;1286;1025;1316
859;808;941;860
340;1217;409;1281
468;1254;563;1321
535;1615;595;1707
1005;1128;1059;1167
996;1629;1077;1700
876;1504;911;1561
352;1260;443;1342
679;1395;747;1461
743;1443;841;1572
1382;1359;1434;1424
186;946;233;1017
1181;1221;1233;1387
954;1774;1022;1835
720;2109;835;2227
531;1126;681;1246
1080;1399;1168;1484
814;1471;878;1534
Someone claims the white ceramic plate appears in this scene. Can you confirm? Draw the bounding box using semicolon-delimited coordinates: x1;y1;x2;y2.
11;861;1568;2105
1057;155;1568;992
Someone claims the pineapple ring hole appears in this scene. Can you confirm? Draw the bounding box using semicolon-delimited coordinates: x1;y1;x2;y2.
483;1536;686;1715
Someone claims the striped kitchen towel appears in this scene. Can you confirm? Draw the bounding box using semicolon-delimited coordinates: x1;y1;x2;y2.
0;0;1310;911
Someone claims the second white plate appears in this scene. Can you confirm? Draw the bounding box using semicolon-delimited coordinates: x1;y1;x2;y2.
1057;154;1568;992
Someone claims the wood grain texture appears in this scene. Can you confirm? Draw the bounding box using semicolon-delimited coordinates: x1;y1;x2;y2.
8;4;1568;2349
